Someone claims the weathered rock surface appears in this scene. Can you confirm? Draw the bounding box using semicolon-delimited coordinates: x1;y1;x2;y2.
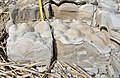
7;21;53;69
59;3;79;12
5;0;120;77
50;19;112;77
9;4;39;23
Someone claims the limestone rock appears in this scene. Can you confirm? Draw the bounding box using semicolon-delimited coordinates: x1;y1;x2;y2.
51;3;93;20
78;4;93;22
51;19;112;75
8;24;17;37
8;24;29;40
34;21;50;33
100;74;108;78
80;26;94;34
65;20;94;34
85;32;107;47
18;23;34;32
7;21;53;70
51;19;69;31
59;3;79;12
9;4;19;23
9;4;39;23
5;0;120;77
64;28;83;39
97;0;120;31
85;67;99;76
54;30;64;38
52;4;79;19
51;19;84;44
97;11;112;31
108;53;120;78
8;36;53;64
5;20;14;33
109;13;120;29
57;40;101;68
22;32;38;41
85;32;111;54
40;31;52;37
69;20;84;29
18;5;39;23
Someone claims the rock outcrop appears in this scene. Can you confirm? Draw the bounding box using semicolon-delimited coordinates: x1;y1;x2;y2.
7;21;53;70
4;0;120;77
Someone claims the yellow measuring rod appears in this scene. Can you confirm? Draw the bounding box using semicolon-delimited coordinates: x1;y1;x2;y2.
38;0;44;21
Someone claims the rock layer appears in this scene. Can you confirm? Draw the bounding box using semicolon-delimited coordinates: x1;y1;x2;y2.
7;21;53;69
5;0;120;77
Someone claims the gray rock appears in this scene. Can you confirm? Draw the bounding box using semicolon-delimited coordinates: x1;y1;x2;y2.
8;24;17;37
7;21;53;71
51;19;69;32
100;74;108;78
6;0;120;76
9;4;19;22
54;30;64;38
9;4;39;23
40;31;52;37
34;21;50;33
59;3;79;12
85;67;99;76
57;40;100;68
18;23;34;31
18;5;39;22
22;32;38;41
51;4;79;19
64;28;84;39
78;4;93;23
5;20;14;33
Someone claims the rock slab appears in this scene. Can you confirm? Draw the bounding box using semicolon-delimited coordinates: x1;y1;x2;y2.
7;21;53;68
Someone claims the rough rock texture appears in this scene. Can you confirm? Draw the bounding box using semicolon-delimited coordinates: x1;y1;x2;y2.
7;21;53;68
59;3;79;12
44;3;93;21
50;19;112;77
5;0;120;77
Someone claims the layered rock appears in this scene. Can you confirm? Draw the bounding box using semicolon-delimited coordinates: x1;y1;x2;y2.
44;2;93;23
108;52;120;78
97;0;120;30
9;4;40;23
6;0;120;77
7;21;53;69
50;19;112;77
